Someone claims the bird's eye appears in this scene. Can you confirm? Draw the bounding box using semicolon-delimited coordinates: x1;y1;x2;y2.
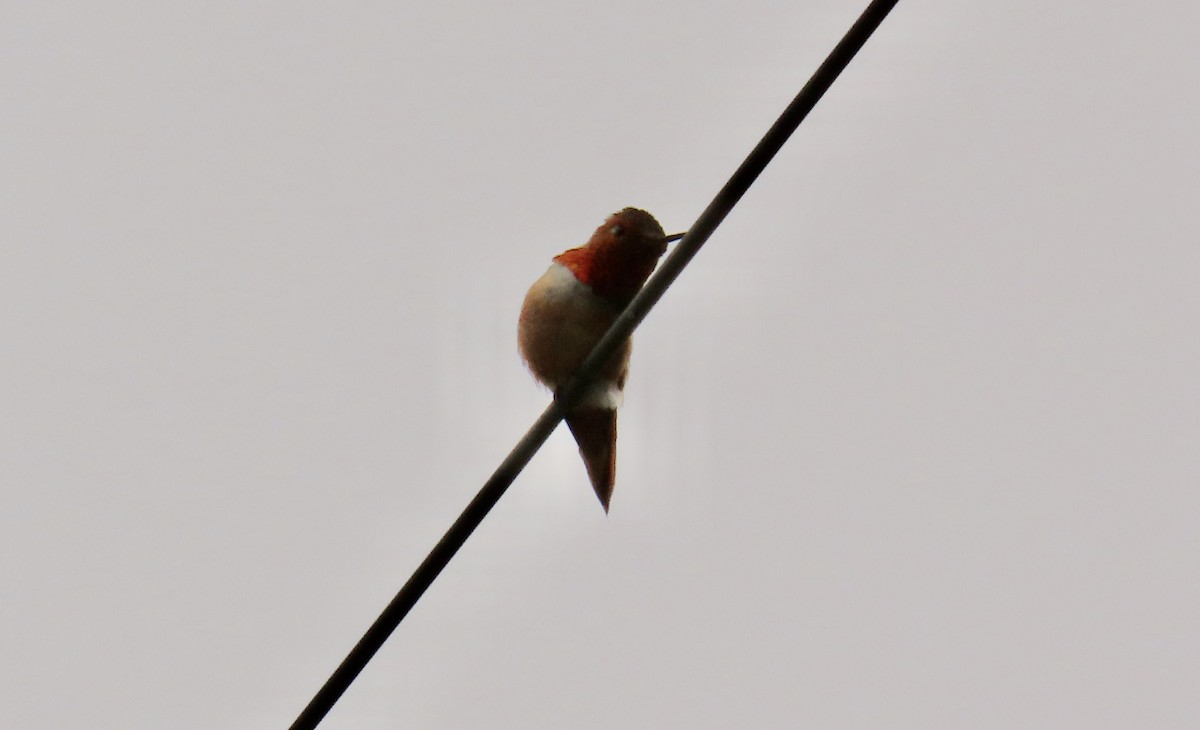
610;224;625;237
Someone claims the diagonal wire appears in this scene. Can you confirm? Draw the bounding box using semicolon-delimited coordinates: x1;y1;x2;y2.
288;1;900;727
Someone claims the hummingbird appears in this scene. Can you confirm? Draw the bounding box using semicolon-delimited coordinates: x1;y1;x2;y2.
518;207;679;512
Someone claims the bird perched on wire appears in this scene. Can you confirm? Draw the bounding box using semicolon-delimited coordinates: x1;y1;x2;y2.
518;208;679;512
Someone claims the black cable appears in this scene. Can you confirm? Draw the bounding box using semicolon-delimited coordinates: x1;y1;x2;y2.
288;1;900;726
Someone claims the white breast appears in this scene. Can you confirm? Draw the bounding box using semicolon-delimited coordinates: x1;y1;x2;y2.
518;262;627;410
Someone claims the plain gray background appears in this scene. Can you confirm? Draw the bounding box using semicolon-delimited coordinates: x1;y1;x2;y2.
4;1;1197;728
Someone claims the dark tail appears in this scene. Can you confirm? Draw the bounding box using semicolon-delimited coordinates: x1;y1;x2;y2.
564;409;617;512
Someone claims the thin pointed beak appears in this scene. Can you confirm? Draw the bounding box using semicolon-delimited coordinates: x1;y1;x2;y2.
664;232;686;244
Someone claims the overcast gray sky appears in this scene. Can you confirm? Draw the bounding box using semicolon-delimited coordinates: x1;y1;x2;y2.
3;1;1198;728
